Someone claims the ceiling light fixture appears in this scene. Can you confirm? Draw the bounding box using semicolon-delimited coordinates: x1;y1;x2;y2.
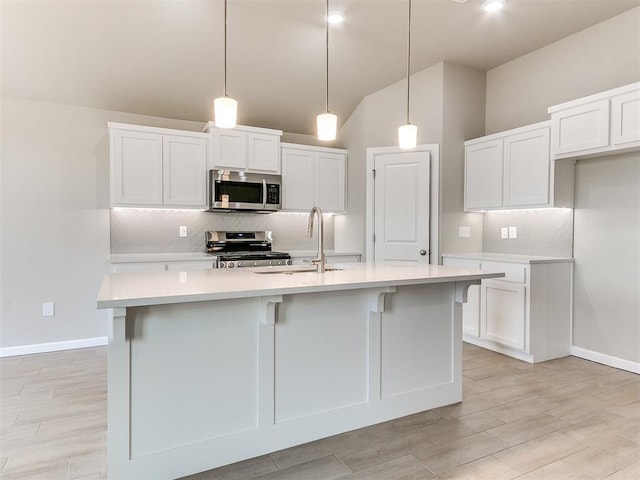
482;0;505;12
398;0;417;149
213;0;237;128
317;0;337;141
327;11;344;24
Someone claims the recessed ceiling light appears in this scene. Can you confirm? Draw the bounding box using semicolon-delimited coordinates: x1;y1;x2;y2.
327;12;344;24
482;0;505;12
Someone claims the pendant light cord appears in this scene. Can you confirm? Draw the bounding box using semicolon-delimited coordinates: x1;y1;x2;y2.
406;0;412;125
223;0;228;97
325;0;330;113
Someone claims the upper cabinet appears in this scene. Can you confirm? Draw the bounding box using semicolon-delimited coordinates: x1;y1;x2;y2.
548;82;640;160
205;122;283;174
109;123;208;208
281;143;346;213
464;121;574;212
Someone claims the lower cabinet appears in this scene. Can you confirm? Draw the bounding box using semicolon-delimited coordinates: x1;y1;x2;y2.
443;254;573;363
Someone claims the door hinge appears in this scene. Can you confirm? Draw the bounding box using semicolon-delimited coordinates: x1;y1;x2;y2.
372;169;376;179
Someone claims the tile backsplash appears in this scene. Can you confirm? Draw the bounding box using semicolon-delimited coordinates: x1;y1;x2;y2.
482;209;574;258
110;209;335;254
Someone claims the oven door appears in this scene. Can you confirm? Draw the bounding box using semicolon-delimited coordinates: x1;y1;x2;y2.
209;170;281;212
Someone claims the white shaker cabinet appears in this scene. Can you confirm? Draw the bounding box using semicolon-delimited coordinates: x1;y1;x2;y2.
442;253;573;363
549;81;640;160
109;123;208;208
464;121;574;211
281;143;346;213
205;122;283;173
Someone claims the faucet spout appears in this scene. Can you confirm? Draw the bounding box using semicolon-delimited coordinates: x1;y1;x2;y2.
306;206;325;273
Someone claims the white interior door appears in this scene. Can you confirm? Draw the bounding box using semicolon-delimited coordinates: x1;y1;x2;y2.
373;150;430;263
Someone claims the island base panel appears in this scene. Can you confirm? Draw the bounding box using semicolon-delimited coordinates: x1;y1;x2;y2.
107;283;463;479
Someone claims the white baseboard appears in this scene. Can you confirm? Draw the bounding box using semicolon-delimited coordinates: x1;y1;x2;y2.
571;346;640;374
0;337;108;358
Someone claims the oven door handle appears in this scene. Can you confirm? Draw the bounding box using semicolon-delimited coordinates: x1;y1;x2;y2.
262;179;267;210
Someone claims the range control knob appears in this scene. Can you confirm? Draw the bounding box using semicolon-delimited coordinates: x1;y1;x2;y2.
237;261;244;267
254;261;259;266
227;262;235;268
268;260;274;266
219;262;226;268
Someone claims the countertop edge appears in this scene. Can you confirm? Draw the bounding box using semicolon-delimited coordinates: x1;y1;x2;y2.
442;252;574;264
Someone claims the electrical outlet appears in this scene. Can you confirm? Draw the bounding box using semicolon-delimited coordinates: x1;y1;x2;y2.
42;302;55;317
509;226;518;239
501;227;508;239
458;226;471;238
179;226;188;238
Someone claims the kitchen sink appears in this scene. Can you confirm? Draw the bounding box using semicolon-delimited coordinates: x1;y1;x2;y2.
251;265;344;274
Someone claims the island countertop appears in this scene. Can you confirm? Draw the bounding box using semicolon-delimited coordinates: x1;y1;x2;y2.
97;262;504;309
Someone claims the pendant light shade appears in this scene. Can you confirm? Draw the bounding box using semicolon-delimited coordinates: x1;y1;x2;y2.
317;112;338;141
398;123;417;149
214;0;237;129
398;0;417;149
317;0;337;141
214;96;238;128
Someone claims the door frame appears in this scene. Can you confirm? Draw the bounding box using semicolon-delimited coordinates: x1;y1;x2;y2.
366;144;440;264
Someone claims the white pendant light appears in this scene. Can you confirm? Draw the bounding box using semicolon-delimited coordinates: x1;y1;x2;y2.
214;0;237;128
317;0;337;141
398;0;417;149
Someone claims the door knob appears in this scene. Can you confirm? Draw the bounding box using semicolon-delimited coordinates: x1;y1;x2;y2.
419;249;427;256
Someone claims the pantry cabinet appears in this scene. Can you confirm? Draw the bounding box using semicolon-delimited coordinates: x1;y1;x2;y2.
549;82;640;160
442;253;573;363
464;121;574;211
109;123;208;208
281;143;346;213
205;122;283;173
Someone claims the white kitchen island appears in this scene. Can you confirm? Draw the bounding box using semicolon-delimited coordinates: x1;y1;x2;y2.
97;262;502;479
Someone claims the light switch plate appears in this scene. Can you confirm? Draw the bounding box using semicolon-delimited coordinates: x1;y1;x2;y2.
179;226;188;238
501;227;508;239
458;226;471;238
509;226;517;239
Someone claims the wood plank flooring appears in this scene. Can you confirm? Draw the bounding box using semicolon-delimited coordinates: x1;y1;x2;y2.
1;344;638;479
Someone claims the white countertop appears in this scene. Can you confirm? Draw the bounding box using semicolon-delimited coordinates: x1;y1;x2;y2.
97;262;503;309
441;252;573;264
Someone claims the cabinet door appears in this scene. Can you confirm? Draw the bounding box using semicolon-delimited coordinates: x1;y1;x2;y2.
611;90;640;146
443;258;481;337
162;135;207;207
503;127;551;207
281;148;315;210
464;139;503;210
112;130;163;206
316;152;346;213
551;99;610;156
480;279;526;350
213;129;246;170
248;133;280;173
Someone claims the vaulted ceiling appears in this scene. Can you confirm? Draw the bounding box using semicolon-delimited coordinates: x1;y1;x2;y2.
2;0;639;135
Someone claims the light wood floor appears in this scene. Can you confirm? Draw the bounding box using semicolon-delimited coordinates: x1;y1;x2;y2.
1;344;638;480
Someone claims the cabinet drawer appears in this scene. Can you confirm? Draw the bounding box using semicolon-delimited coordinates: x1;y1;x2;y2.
481;261;526;283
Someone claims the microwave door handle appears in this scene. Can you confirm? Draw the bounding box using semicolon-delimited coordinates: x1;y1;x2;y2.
262;179;267;210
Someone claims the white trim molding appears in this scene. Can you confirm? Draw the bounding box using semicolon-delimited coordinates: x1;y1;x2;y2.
0;337;108;358
571;346;640;374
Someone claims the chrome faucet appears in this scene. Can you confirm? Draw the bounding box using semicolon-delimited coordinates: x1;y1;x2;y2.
306;206;325;273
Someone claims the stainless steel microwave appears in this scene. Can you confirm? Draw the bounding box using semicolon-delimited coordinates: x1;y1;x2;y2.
208;170;282;213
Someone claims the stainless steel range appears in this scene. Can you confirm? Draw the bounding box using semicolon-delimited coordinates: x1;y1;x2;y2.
206;231;292;268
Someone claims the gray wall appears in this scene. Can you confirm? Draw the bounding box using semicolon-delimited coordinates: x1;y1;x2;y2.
0;98;204;349
573;154;640;364
335;61;486;258
486;7;640;133
484;7;640;365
